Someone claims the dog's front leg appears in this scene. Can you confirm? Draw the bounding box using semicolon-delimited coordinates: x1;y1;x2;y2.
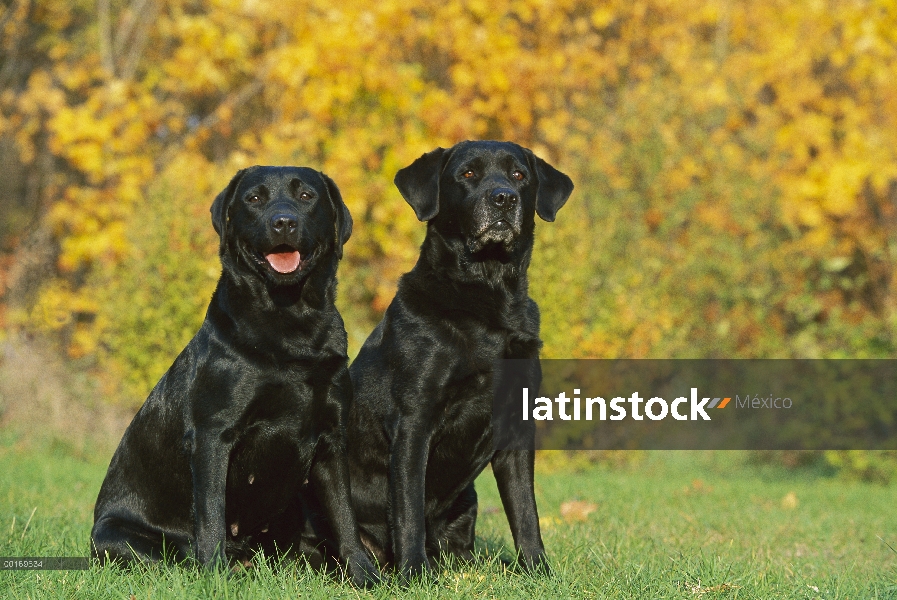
309;429;381;587
389;415;432;577
492;448;549;574
190;428;230;568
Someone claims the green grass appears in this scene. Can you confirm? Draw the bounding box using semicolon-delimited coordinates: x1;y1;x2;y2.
0;433;895;598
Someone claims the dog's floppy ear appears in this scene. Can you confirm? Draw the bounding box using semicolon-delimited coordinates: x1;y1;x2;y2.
524;149;574;222
319;171;352;259
394;147;447;222
211;168;248;254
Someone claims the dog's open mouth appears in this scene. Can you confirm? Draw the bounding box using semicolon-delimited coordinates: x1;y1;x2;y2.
264;244;302;274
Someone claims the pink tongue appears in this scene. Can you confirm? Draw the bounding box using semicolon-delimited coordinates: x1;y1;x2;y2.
265;250;301;273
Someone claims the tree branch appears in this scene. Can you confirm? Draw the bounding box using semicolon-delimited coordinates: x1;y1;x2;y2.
154;78;265;172
112;0;151;57
118;0;158;81
0;0;33;89
97;0;114;75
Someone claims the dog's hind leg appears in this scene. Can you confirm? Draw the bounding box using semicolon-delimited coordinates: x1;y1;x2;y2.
91;516;189;565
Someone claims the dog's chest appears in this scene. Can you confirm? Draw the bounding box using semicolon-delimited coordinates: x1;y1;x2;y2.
222;373;324;538
424;323;538;494
454;317;533;361
423;363;499;494
224;417;316;536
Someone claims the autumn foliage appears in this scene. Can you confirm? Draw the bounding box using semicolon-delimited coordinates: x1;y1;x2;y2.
1;0;896;405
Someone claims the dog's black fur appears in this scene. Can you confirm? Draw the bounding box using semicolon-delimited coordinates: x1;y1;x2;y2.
346;141;574;576
91;166;379;586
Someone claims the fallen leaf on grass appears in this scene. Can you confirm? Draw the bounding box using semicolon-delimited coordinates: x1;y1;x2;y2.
689;582;740;595
682;478;714;495
560;500;597;522
781;491;799;509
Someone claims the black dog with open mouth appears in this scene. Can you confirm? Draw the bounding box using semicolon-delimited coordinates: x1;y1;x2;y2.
90;166;379;586
345;141;574;577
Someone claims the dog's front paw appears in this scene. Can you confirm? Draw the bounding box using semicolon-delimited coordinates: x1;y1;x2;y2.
397;551;431;581
345;550;382;588
518;549;551;576
196;543;228;572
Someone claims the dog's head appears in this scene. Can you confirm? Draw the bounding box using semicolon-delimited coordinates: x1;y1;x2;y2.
210;166;352;286
394;141;573;256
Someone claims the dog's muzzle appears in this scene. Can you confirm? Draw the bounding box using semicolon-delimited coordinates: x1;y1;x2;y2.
259;211;303;273
468;219;521;253
467;188;521;253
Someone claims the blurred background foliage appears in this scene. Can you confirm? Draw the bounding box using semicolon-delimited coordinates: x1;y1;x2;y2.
1;1;896;476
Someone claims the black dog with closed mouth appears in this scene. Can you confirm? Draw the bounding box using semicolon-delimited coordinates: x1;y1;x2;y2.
346;141;574;576
91;166;379;586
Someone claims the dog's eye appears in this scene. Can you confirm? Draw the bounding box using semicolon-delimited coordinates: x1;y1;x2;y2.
247;194;260;203
511;170;525;181
463;170;475;179
299;191;313;201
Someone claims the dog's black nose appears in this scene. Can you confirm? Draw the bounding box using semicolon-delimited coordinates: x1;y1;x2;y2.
271;214;298;234
490;188;518;208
